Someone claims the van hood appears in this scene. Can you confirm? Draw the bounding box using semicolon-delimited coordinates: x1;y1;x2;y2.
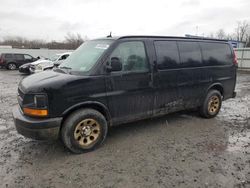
19;70;80;93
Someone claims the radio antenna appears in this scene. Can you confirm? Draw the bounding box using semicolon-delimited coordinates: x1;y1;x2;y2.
107;32;112;38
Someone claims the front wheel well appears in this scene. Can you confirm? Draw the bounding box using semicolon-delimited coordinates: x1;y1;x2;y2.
61;103;111;127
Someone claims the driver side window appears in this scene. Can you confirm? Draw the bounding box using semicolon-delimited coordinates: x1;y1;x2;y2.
110;41;149;72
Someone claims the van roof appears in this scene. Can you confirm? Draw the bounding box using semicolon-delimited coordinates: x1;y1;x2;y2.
97;35;228;42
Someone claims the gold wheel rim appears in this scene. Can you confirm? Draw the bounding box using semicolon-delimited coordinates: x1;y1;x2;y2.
208;96;220;114
74;118;101;147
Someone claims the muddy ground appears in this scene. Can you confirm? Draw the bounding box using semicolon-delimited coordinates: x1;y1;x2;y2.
0;69;249;188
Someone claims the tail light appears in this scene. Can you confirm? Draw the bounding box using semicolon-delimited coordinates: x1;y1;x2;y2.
0;55;3;64
233;50;238;65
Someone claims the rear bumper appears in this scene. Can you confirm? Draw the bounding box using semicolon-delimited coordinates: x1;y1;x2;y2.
0;63;7;68
13;106;62;140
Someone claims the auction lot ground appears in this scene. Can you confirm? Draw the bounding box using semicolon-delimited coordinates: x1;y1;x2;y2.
0;69;249;188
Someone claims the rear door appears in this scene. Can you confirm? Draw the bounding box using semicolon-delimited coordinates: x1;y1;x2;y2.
14;54;25;66
105;40;154;124
4;53;14;63
199;42;236;99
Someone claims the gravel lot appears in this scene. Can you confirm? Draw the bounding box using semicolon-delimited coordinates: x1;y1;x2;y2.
0;69;249;188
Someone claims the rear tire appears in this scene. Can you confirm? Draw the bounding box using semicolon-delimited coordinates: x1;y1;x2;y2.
61;108;108;153
199;90;222;118
7;63;17;70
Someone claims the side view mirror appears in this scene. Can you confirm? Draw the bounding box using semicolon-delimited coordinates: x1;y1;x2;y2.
107;57;122;72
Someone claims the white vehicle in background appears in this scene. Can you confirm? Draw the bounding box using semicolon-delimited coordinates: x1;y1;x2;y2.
29;59;54;73
52;52;72;67
29;52;72;73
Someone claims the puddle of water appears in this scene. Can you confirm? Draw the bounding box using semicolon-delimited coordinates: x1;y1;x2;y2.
219;97;250;123
227;131;250;152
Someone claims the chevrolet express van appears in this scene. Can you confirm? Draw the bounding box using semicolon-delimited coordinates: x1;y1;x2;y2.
13;36;237;153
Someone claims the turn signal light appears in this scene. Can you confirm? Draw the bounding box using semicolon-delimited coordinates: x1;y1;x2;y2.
23;108;48;117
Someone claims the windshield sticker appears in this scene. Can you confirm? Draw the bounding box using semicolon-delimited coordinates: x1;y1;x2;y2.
95;44;109;49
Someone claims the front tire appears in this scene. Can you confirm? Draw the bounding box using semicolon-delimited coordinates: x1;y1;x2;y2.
200;90;222;118
61;108;108;153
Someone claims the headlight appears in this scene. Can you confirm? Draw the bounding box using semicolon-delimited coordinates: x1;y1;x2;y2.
22;94;48;117
34;95;47;108
36;64;42;70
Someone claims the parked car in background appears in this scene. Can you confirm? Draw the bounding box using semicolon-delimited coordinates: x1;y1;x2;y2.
29;52;71;73
19;56;51;74
52;52;72;67
29;59;54;73
0;53;37;70
19;63;32;74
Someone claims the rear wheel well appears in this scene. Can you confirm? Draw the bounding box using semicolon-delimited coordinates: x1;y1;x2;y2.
6;62;17;70
7;62;17;66
209;85;224;97
7;62;16;65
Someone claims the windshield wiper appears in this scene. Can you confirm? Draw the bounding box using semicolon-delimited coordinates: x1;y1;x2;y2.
54;66;72;74
59;66;72;70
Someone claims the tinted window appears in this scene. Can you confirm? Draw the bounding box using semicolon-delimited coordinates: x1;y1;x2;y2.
60;54;69;60
110;41;148;72
154;41;179;69
200;42;233;65
178;41;202;67
5;54;13;58
15;54;24;60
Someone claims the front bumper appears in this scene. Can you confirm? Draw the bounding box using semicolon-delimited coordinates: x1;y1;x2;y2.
19;67;30;74
232;91;237;98
13;106;62;140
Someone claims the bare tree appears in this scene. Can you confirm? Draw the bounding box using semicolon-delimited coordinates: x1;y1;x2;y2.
216;29;226;39
235;20;249;42
64;32;84;49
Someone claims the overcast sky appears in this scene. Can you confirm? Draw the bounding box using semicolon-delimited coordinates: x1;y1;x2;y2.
0;0;249;41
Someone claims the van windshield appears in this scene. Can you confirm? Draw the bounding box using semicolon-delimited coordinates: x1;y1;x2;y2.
58;40;113;74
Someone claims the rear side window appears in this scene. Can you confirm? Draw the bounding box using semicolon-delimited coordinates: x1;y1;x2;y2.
177;41;202;67
5;54;13;58
200;42;233;66
154;41;179;69
14;54;24;60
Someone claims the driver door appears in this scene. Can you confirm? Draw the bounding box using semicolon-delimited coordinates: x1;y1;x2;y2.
105;41;154;125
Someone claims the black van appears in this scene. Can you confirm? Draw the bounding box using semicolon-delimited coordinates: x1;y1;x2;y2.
13;36;237;153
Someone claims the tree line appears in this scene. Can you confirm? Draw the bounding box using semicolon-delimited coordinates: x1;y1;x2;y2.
206;20;250;47
0;32;85;50
0;21;250;49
